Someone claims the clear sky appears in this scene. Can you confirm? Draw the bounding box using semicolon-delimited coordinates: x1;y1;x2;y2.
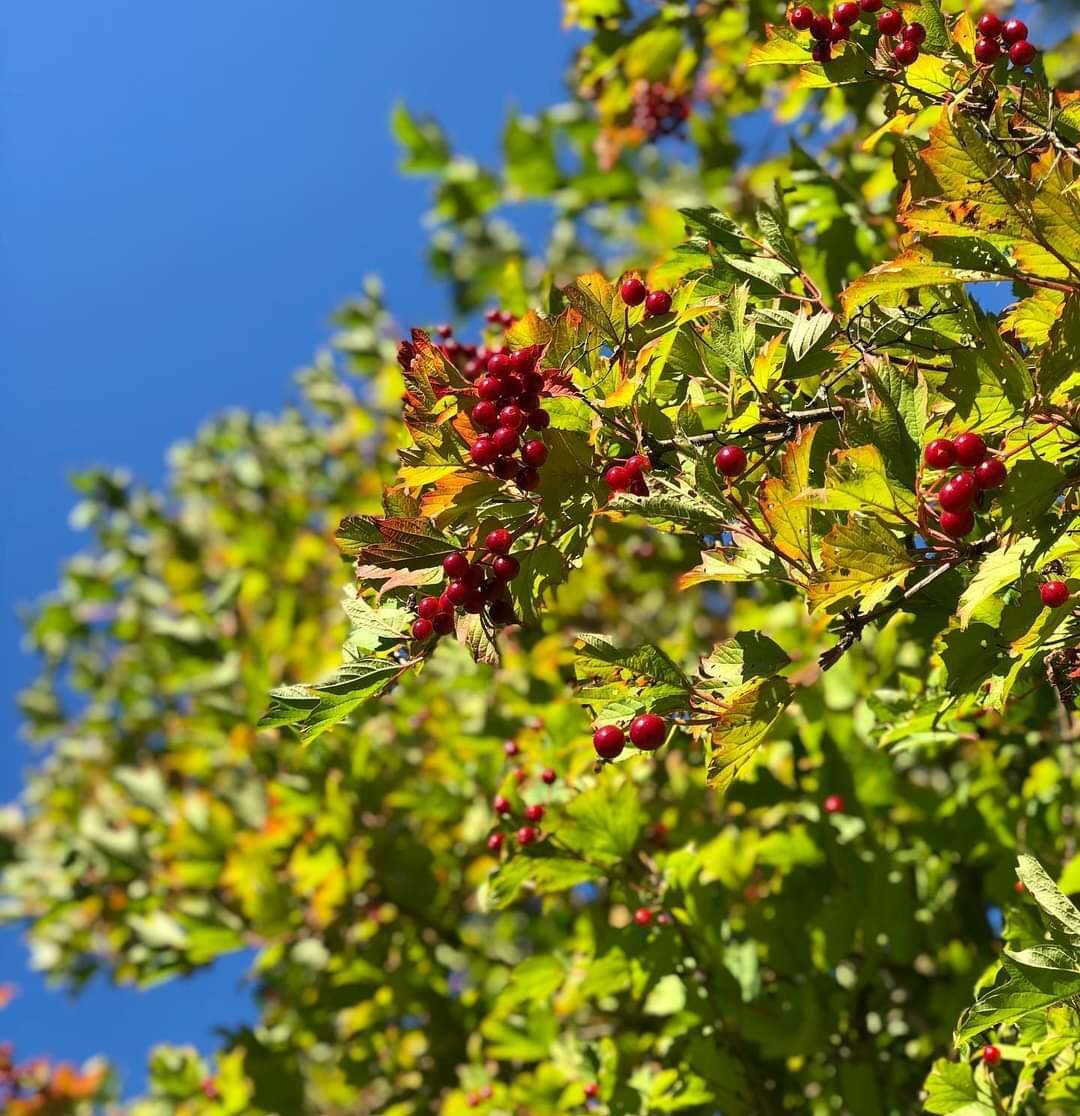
1;0;572;1094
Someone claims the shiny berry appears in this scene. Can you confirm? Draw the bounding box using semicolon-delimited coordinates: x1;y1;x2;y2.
411;618;434;641
522;440;549;467
789;4;815;28
974;36;1001;62
527;408;550;430
486;352;510;377
604;465;631;491
1040;581;1070;608
823;794;845;814
860;0;882;9
523;804;544;823
714;444;748;477
633;907;653;926
620;277;648;306
417;596;443;620
1009;39;1036;66
811;41;832;61
939;472;978;511
492;555;521;581
834;1;860;24
522;369;545;393
493;795;511;814
894;39;919;63
517;825;538;846
471;400;499;429
443;552;470;580
584;1082;599;1100
976;12;1003;38
877;8;903;34
541;768;556;785
492;427;520;455
954;432;988;465
493;456;518;480
486;528;512;554
924;439;956;469
644;290;672;317
626;453;652;476
510;348;536;373
830;20;851;40
498;404;525;430
504;740;520;757
975;458;1007;490
432;611;455;636
517;466;541;491
487;832;504;852
982;1045;1002;1067
476;376;504;402
901;21;926;43
810;13;833;39
629;713;667;750
939;507;975;538
1002;18;1028;43
470;437;498;467
593;724;625;760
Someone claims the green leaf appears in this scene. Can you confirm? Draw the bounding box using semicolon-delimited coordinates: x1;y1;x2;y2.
787;309;835;363
558;781;644;865
922;1059;995;1115
1017;855;1080;943
706;676;794;793
482;855;605;911
809;518;917;615
698;632;791;690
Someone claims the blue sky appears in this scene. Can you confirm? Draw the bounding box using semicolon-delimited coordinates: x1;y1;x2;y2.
1;0;571;1094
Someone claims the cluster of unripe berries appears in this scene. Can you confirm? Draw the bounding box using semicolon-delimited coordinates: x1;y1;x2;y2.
592;713;668;759
631;80;691;139
619;276;673;319
973;13;1038;67
788;0;924;66
922;432;1005;540
410;534;520;642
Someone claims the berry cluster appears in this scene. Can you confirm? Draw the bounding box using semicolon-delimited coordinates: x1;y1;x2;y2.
973;13;1037;67
788;0;924;67
489;790;546;850
410;534;521;643
603;452;651;495
631;80;691;139
465;1083;495;1108
620;276;673;319
922;432;1005;540
592;713;668;760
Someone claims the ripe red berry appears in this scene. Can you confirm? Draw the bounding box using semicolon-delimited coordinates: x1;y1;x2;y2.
517;466;541;491
584;1082;599;1100
633;907;653;926
982;1044;1002;1067
522;440;548;467
485;528;512;554
510;348;536;374
471;401;499;430
493;794;511;814
620;277;647;306
524;804;544;823
877;8;903;34
476;376;504;402
443;552;470;580
834;1;860;24
789;4;815;29
644;290;672;317
593;724;626;760
504;739;520;757
541;768;556;785
432;611;455;636
1009;39;1036;66
954;432;988;466
860;0;882;10
830;20;851;40
975;458;1007;490
494;456;518;480
1040;581;1070;608
924;439;956;469
823;793;845;814
463;588;485;613
901;20;926;43
492;555;521;582
492;427;520;456
939;508;975;539
604;465;631;491
527;408;550;431
1001;18;1028;43
517;825;538;846
498;404;525;431
974;36;1001;62
811;41;832;61
487;832;504;852
518;390;541;412
486;352;510;377
417;596;442;620
463;563;486;589
939;471;978;511
977;12;1003;38
714;444;748;477
810;13;833;39
625;453;652;477
470;437;498;467
411;618;434;641
629;713;667;750
1014;880;1026;894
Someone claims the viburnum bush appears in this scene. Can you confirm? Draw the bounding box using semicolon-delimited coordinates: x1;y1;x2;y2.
3;2;1080;1115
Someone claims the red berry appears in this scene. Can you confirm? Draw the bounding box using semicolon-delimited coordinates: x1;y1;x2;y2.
517;825;538;846
939;508;975;539
522;440;548;467
494;456;518;480
463;563;485;589
411;618;434;641
901;20;926;43
493;794;511;814
470;437;498;467
498;404;525;431
584;1082;599;1100
464;588;485;614
834;1;860;24
625;453;652;477
417;596;442;620
524;804;544;823
471;400;499;429
1002;18;1028;43
860;0;882;10
974;36;1001;62
620;277;647;306
975;458;1007;490
492;426;520;455
504;739;520;757
1040;581;1070;608
604;465;631;491
432;611;455;636
810;13;833;39
644;290;672;317
593;724;625;760
446;581;471;607
633;907;653;926
714;444;748;477
492;555;521;581
977;12;1003;38
877;8;903;34
789;4;815;29
823;794;845;814
476;376;504;402
487;352;511;377
510;348;536;374
629;713;667;750
486;528;512;554
541;768;556;785
953;432;988;466
939;471;978;511
518;391;541;413
982;1044;1002;1067
830;20;851;40
924;438;957;469
527;408;550;430
1009;39;1036;66
517;466;541;491
894;39;918;63
489;599;517;625
522;370;545;393
487;832;504;852
443;552;470;580
811;41;832;61
1014;880;1026;893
